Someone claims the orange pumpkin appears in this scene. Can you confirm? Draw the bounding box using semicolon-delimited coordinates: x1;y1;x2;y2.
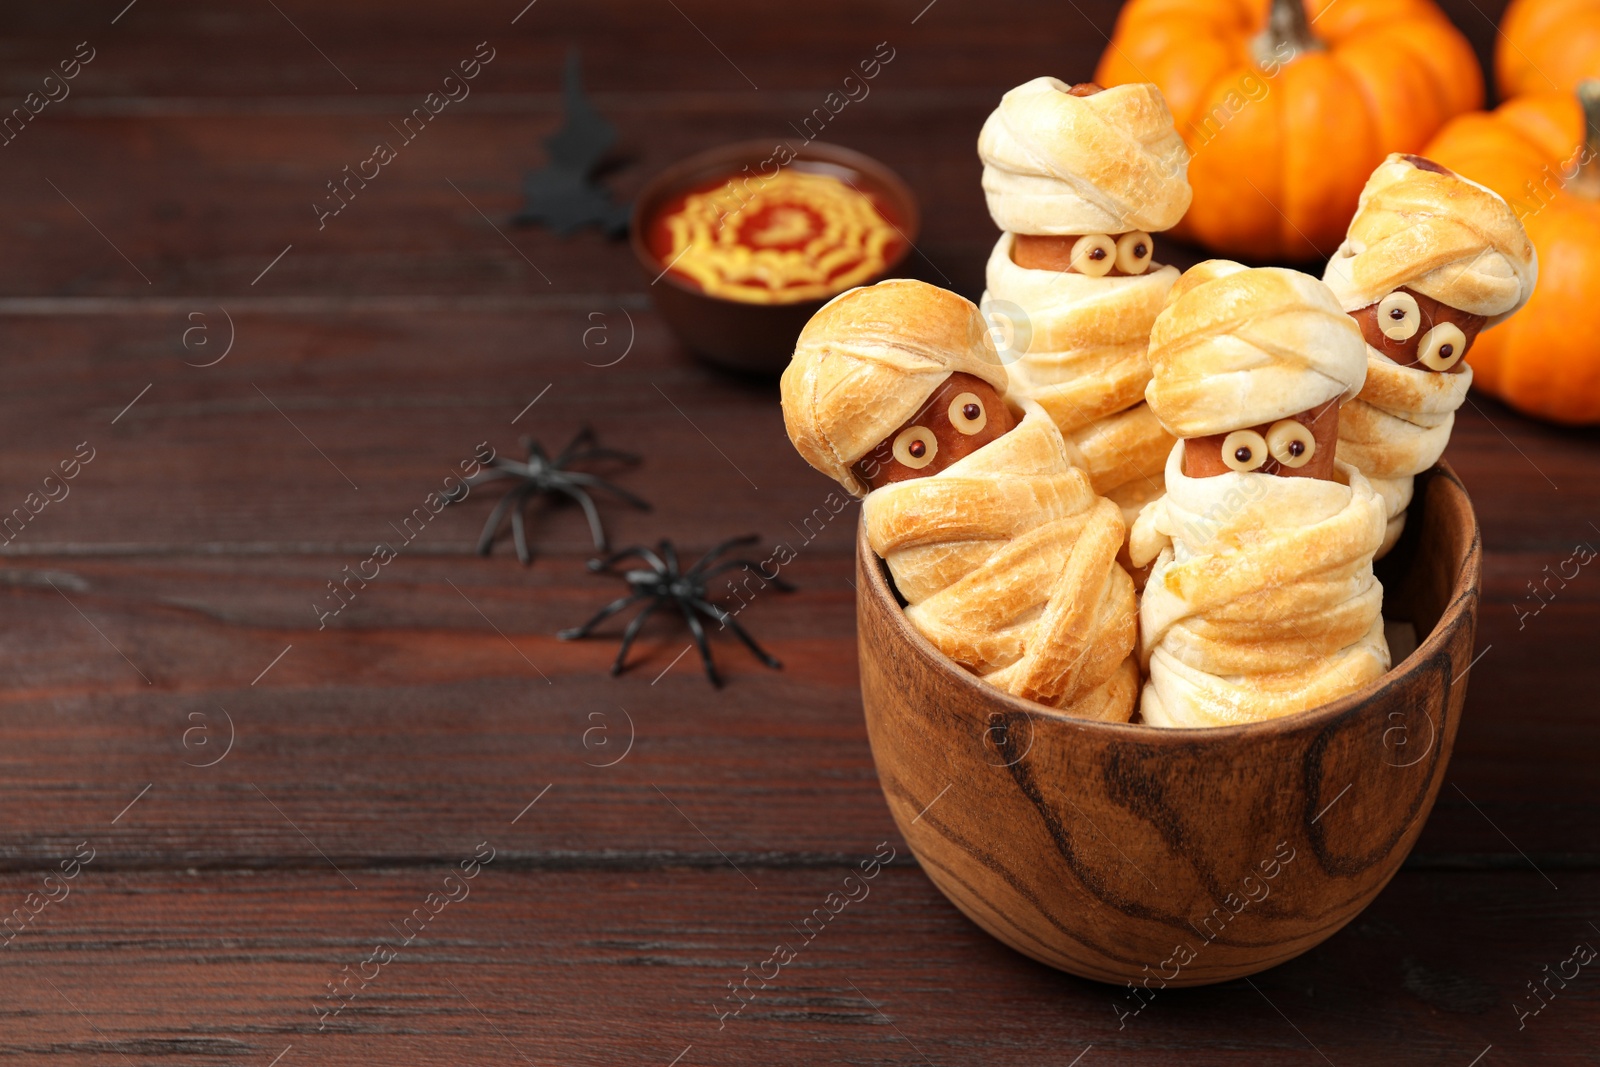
1497;0;1600;99
1423;82;1600;424
1096;0;1482;262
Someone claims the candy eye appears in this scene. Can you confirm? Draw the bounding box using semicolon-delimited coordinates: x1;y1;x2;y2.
1221;430;1269;472
1115;231;1153;274
1069;234;1116;278
1417;322;1466;371
1266;420;1316;468
948;392;987;436
1376;291;1421;342
892;426;938;469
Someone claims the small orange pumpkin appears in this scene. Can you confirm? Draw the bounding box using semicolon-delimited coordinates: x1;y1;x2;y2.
1497;0;1600;99
1423;82;1600;424
1096;0;1483;262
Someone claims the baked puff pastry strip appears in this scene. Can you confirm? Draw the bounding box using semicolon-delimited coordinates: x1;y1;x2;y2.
1324;154;1536;556
1130;446;1390;729
1339;348;1474;556
978;78;1191;237
865;401;1138;719
1144;261;1370;438
984;232;1177;524
782;278;1015;499
1132;259;1385;727
1323;155;1537;325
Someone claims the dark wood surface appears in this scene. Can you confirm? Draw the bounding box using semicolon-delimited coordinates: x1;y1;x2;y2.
1;1;1596;1063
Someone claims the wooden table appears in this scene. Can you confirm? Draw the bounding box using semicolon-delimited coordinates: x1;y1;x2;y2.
2;1;1595;1062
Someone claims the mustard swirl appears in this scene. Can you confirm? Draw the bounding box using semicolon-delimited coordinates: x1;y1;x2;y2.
661;170;898;304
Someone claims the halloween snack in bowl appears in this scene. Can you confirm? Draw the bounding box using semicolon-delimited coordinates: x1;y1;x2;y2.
1130;261;1390;728
979;78;1190;526
632;141;917;375
1324;154;1537;554
781;279;1139;718
775;81;1501;982
853;459;1480;984
786;267;1483;986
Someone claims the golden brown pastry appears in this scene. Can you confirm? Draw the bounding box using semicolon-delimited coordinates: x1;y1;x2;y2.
978;78;1190;237
781;279;1137;718
865;401;1138;716
782;279;1017;496
984;236;1178;523
978;78;1191;526
1131;261;1390;728
1324;154;1537;556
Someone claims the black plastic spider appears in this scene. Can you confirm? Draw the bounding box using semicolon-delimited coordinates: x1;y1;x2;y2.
558;536;792;686
444;427;649;565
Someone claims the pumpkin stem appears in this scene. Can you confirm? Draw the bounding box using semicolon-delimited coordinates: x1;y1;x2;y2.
1251;0;1323;70
1573;79;1600;200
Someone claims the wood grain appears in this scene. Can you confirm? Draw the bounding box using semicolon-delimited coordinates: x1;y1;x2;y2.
1;0;1597;1060
4;865;1595;1066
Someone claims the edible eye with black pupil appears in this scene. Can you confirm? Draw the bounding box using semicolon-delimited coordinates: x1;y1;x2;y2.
1221;429;1270;472
1069;234;1117;277
1115;231;1154;274
1266;420;1316;468
1417;322;1467;371
892;426;938;469
1377;291;1421;342
948;392;988;435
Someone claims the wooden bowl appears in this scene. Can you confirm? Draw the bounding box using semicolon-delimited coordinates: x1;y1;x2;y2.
630;140;918;376
856;463;1480;986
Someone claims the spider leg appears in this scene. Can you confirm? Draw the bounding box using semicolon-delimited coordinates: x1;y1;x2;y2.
509;486;539;565
445;468;511;503
488;456;535;477
589;545;665;574
555;425;595;466
610;598;661;676
561;472;651;510
677;600;723;688
557;591;648;640
474;489;524;556
550;484;609;552
693;597;781;669
485;453;525;474
688;534;760;576
697;559;796;591
662;540;680;576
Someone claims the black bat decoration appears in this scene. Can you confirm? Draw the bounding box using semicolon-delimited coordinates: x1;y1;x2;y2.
514;49;631;236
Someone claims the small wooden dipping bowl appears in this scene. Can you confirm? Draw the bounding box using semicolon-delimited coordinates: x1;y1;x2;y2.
631;140;918;376
856;464;1480;986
